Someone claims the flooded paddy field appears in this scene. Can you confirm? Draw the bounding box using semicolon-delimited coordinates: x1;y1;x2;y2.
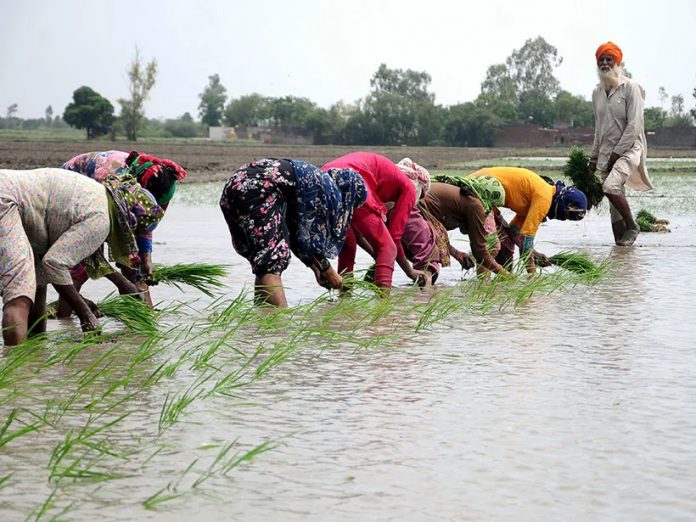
2;163;696;520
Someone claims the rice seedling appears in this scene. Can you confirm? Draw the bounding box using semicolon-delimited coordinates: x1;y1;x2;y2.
636;208;657;231
143;458;198;509
563;146;604;209
192;439;276;488
0;408;41;448
415;292;465;332
98;294;159;334
30;489;76;522
151;263;228;297
636;208;670;232
0;472;12;489
158;375;211;434
548;251;608;283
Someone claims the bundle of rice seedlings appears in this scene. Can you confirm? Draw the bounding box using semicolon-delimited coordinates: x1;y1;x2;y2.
151;263;228;297
548;251;602;274
635;208;671;232
98;295;158;334
562;147;604;209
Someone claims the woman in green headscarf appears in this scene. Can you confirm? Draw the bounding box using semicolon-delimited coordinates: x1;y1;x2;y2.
419;175;510;276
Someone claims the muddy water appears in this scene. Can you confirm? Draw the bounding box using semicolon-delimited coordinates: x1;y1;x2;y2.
2;172;696;520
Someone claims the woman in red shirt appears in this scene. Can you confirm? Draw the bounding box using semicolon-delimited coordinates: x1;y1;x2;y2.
322;152;420;292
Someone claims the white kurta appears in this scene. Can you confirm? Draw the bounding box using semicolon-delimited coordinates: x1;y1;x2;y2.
590;77;653;191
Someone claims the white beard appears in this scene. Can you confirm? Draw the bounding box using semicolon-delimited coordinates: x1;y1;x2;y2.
598;65;623;91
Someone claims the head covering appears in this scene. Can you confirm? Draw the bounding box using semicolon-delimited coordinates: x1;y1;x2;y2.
291;160;367;259
396;158;431;201
62;150;130;182
126;151;188;208
434;174;505;214
551;180;588;221
101;174;165;267
595;41;622;65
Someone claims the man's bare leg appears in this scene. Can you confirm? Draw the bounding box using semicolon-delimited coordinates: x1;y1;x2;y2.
605;193;639;245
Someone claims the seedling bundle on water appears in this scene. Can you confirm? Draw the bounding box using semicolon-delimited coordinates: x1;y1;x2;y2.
636;209;670;232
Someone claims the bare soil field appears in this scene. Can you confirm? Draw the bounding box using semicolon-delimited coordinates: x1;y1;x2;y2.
0;139;692;183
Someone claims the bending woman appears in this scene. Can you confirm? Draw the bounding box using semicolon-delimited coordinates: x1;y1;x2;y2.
322;152;418;292
0;169;161;346
421;175;510;276
219;159;366;307
61;150;186;308
469;167;587;273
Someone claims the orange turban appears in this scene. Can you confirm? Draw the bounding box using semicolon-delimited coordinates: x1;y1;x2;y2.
595;41;622;64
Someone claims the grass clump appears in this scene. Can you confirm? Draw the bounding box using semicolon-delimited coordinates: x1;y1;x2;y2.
563;147;604;209
151;263;228;297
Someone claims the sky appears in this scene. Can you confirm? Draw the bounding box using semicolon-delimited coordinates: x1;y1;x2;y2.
2;0;695;120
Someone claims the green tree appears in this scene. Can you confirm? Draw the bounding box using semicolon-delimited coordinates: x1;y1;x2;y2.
553;90;593;127
474;92;518;123
5;103;18;128
665;94;694;126
444;102;502;147
691;87;696;122
224;93;270;127
45;105;53;126
481;36;562;125
480;64;518;106
361;63;442;145
644;107;665;132
63;86;115;139
268;96;317;126
164;113;201;137
198;74;227;127
118;48;158;141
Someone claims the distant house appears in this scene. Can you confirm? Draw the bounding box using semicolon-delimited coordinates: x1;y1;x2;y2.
208;125;314;145
208;126;238;141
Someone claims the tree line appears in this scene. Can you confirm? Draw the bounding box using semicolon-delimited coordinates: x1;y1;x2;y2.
4;37;696;144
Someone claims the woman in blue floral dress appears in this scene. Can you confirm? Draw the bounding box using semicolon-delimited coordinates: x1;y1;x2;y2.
219;159;367;307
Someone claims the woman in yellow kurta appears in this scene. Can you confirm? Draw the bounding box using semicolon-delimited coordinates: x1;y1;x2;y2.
469;167;587;272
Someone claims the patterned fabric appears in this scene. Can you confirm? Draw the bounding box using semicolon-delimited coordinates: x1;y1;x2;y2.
0;169;110;302
417;203;451;267
290;161;367;260
126;151;188;208
483;213;501;255
396;158;431;201
219;159;297;275
551;181;588;221
62;150;129;182
401;207;440;277
101;174;164;269
433;174;505;214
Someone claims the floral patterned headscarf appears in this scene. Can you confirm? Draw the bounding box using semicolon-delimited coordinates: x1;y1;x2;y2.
102;174;164;267
434;174;506;214
290;160;367;260
396;157;431;201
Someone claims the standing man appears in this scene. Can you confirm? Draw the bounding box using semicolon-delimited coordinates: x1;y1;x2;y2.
589;41;653;246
